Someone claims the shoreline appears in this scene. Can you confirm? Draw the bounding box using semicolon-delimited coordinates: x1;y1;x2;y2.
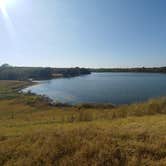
19;71;166;107
19;79;165;109
20;80;117;108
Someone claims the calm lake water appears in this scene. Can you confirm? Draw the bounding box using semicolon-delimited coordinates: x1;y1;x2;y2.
23;72;166;105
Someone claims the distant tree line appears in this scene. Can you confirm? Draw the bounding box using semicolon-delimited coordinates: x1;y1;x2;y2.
0;64;53;80
91;67;166;73
0;64;91;80
53;67;91;77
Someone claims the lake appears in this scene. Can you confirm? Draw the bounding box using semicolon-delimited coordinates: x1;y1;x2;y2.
23;72;166;105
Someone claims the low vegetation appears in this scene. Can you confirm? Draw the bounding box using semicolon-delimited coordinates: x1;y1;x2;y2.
0;64;91;80
91;66;166;73
0;81;166;165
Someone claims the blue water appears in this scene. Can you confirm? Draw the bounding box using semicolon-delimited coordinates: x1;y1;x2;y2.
23;72;166;105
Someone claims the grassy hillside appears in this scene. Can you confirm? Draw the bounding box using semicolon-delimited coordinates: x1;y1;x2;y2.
0;81;166;165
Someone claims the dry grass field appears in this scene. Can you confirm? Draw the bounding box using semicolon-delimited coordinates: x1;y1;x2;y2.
0;81;166;166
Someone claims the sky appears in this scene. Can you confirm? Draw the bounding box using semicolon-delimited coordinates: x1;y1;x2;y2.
0;0;166;68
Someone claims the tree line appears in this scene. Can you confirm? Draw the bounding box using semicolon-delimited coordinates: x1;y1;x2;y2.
53;67;91;77
91;67;166;73
0;64;91;80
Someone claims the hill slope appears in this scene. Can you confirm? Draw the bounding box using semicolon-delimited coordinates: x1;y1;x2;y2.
0;81;166;166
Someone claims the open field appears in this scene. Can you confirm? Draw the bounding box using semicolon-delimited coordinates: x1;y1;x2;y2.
0;81;166;165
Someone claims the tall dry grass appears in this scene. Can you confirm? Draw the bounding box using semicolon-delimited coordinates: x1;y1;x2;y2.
0;81;166;165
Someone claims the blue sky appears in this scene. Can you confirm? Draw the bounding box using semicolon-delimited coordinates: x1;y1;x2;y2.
0;0;166;67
